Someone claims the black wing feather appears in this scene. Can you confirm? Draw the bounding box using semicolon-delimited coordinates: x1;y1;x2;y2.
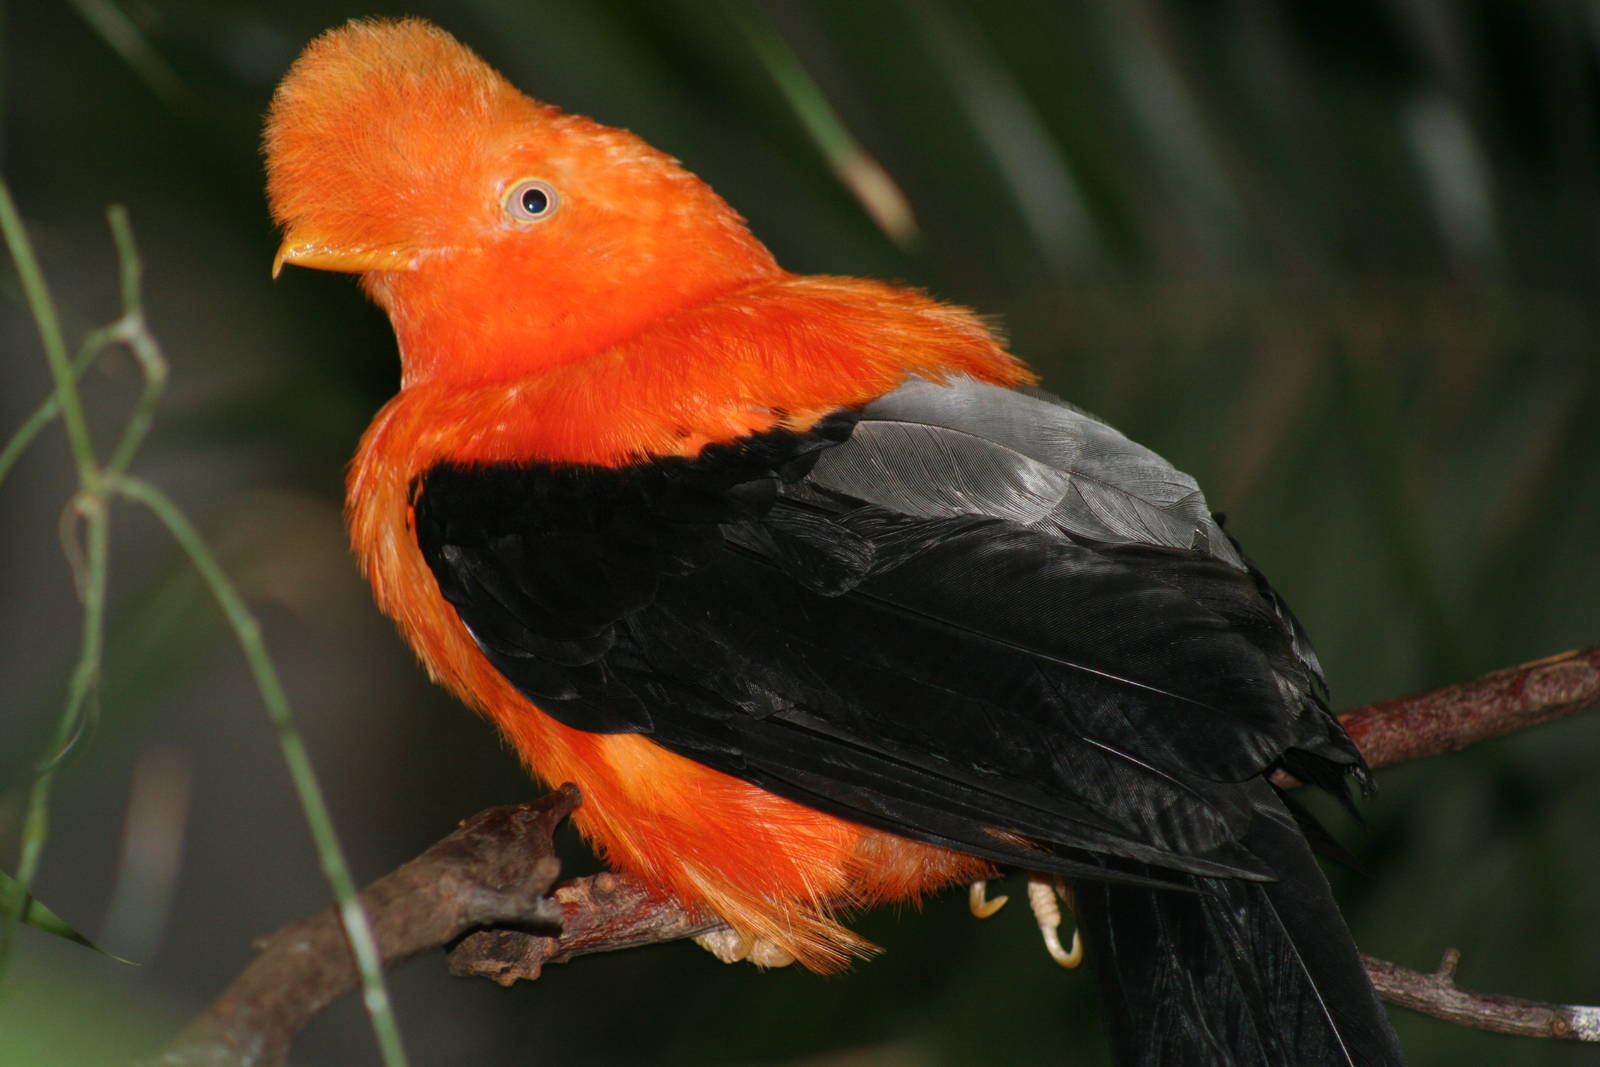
412;376;1402;1065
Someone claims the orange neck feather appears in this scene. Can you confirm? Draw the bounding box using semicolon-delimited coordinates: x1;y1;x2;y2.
358;272;1030;469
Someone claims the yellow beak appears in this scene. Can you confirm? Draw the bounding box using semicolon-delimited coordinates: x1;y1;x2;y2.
272;238;421;278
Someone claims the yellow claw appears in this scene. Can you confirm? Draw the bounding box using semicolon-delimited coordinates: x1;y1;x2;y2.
968;879;1010;919
1028;874;1083;969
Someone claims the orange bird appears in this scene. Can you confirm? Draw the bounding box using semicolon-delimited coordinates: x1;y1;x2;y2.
266;19;1403;1065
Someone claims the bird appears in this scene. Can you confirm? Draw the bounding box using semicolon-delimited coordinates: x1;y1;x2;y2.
265;18;1404;1065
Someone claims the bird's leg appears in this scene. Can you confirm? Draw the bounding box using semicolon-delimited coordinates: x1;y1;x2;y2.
1027;874;1083;969
693;927;796;968
968;878;1010;919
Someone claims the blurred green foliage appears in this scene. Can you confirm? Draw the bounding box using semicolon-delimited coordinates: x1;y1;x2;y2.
2;1;1597;1064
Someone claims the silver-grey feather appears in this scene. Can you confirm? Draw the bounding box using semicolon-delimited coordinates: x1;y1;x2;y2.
809;377;1246;568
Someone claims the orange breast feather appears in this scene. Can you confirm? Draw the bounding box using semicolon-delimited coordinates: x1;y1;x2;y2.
348;273;1028;970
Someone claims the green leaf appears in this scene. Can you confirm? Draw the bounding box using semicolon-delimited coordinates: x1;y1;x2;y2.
0;869;130;964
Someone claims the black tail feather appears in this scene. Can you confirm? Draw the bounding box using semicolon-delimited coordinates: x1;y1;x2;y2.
1073;788;1403;1066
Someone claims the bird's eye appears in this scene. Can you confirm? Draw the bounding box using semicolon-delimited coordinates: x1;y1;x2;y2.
504;179;558;223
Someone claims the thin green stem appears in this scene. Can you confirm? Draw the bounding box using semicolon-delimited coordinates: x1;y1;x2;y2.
0;180;114;994
113;476;409;1067
0;208;162;486
0;195;405;1063
0;326;118;489
0;498;108;990
102;207;167;478
0;180;97;484
0;400;60;488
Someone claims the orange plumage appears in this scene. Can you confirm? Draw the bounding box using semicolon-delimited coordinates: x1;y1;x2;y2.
267;18;1028;970
267;24;1409;1064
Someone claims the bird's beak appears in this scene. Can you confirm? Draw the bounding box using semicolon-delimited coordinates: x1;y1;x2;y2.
272;236;421;278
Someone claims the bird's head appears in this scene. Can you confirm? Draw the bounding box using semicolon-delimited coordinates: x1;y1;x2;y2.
265;18;779;384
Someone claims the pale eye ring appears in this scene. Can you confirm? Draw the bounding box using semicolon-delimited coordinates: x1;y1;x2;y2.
504;179;558;222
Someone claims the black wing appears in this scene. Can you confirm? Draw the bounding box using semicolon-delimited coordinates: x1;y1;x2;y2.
413;378;1359;879
413;376;1402;1066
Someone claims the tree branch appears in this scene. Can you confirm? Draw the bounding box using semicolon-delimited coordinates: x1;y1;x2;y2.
446;871;724;986
1338;646;1600;772
158;647;1600;1064
1365;950;1600;1042
1270;645;1600;789
155;787;579;1067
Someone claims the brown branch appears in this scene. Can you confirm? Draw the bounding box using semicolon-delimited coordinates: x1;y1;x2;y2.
1270;644;1600;789
1365;950;1600;1042
155;786;580;1067
447;870;724;985
1336;646;1600;771
158;647;1600;1064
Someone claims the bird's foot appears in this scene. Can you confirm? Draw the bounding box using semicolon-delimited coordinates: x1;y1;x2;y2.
693;926;797;968
968;879;1010;918
1027;874;1082;969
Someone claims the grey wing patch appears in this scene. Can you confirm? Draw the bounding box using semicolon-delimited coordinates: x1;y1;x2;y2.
809;377;1245;567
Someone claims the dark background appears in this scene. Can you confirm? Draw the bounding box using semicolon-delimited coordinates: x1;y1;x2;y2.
3;1;1598;1064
